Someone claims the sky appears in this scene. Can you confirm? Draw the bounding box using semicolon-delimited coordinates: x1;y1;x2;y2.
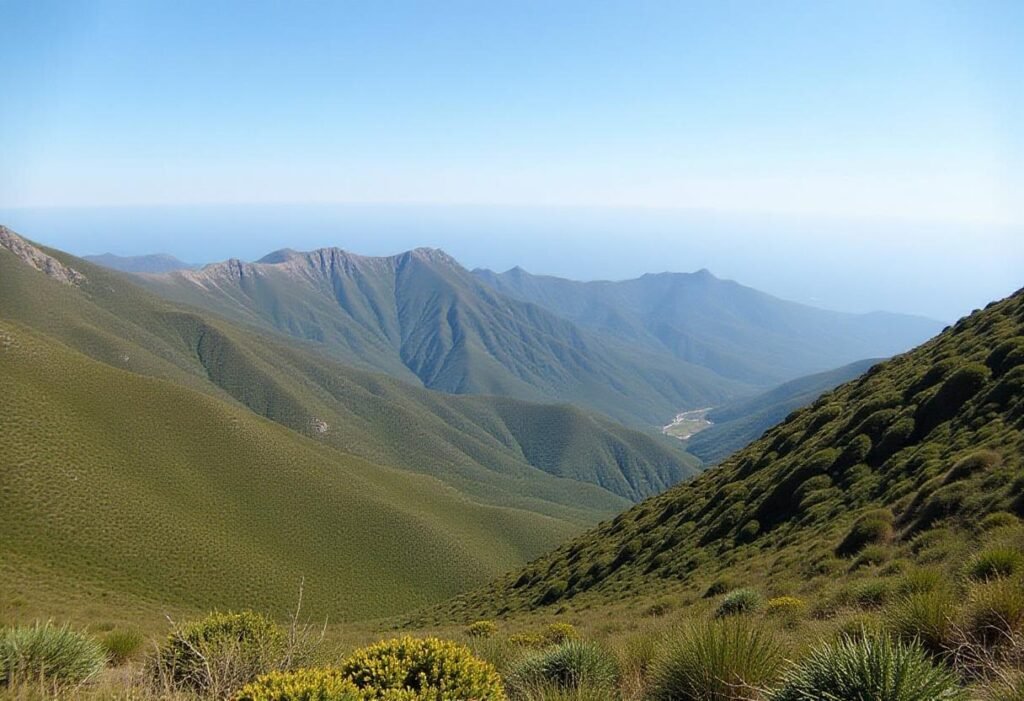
1;1;1022;320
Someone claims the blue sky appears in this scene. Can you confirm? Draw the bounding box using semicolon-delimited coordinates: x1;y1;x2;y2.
1;1;1021;318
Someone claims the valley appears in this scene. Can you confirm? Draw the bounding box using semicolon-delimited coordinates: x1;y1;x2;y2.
661;407;714;440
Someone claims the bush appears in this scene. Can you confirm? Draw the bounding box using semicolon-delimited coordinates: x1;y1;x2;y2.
852;544;890;569
704;577;736;598
508;633;547;649
507;640;618;697
715;589;763;618
466;621;499;639
0;621;106;686
981;513;1021;531
542;623;579;645
158;610;285;695
101;628;144;666
772;634;965;701
765;597;805;626
970;549;1024;581
896;567;944;595
945;450;1002;484
965;577;1024;646
887;588;960;656
837;510;894;556
648;620;782;701
340;636;505;700
235;668;364;700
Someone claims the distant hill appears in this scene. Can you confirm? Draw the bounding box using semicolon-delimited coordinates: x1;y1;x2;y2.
135;247;750;427
685;358;883;464
434;286;1024;621
474;266;942;386
83;251;197;273
0;226;701;623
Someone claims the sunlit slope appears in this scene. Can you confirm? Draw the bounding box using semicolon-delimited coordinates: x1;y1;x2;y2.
0;319;579;622
435;288;1024;621
0;232;696;512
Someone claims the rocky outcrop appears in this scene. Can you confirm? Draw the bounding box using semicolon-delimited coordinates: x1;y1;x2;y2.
0;226;86;286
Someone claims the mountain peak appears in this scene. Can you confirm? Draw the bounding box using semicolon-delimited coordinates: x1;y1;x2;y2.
0;225;86;286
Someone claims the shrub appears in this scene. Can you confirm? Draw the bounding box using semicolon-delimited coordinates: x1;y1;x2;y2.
540;580;568;606
648;620;782;701
507;640;618;697
715;589;763;618
887;588;960;656
896;567;944;595
704;576;736;598
340;636;505;700
101;628;144;666
945;450;1002;484
965;577;1024;646
970;549;1024;581
765;597;805;626
981;513;1021;531
542;623;579;645
508;633;547;649
466;621;499;639
157;610;285;695
852;544;891;569
0;621;106;686
837;510;894;557
772;634;966;701
235;668;363;700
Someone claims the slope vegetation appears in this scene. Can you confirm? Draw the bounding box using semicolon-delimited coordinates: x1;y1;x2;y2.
686;358;881;464
136;247;748;426
475;266;941;385
437;288;1024;621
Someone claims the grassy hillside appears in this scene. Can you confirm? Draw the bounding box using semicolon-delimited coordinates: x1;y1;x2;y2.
686;358;882;464
434;287;1024;621
0;228;705;625
135;246;750;427
475;266;941;386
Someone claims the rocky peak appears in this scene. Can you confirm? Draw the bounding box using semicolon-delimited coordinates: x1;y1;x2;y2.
0;226;86;286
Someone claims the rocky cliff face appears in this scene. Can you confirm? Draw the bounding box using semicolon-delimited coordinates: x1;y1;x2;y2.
0;227;85;286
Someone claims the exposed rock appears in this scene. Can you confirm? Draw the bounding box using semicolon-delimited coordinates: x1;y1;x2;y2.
0;226;86;286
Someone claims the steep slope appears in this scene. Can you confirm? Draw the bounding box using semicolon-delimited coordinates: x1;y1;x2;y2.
686;358;882;464
84;251;197;273
0;228;697;515
475;266;942;385
135;247;750;427
435;288;1024;621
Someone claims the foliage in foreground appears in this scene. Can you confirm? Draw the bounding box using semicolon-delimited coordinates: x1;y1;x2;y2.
0;621;106;687
772;633;966;701
507;640;618;698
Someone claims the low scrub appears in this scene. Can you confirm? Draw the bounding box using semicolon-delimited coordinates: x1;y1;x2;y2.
715;589;763;618
965;577;1024;646
887;588;961;656
340;636;505;700
235;668;363;700
100;628;145;666
772;634;965;701
0;621;106;687
466;620;499;639
648;619;782;701
507;639;618;698
970;549;1024;582
837;509;894;557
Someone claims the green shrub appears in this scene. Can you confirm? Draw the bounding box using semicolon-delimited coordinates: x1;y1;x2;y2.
542;623;579;645
648;620;782;701
507;640;618;697
0;621;106;686
703;577;735;598
852;544;891;569
840;579;891;609
970;549;1024;581
508;633;547;649
715;589;763;618
887;588;960;655
235;668;364;700
965;577;1024;645
772;634;965;701
101;628;144;666
340;636;505;700
944;449;1002;484
981;512;1021;531
466;621;499;639
896;567;944;595
765;597;805;623
158;610;285;695
837;510;894;557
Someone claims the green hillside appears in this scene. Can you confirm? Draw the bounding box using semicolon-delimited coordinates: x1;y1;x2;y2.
135;247;750;427
0;228;705;625
475;266;941;386
686;358;882;464
434;287;1024;621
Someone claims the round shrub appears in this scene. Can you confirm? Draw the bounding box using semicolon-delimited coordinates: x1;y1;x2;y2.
771;634;965;701
965;577;1024;645
159;610;285;694
507;640;618;697
508;633;546;649
715;589;764;618
101;628;144;666
969;548;1024;581
944;450;1002;484
465;621;499;639
648;620;782;701
340;636;505;700
235;668;364;701
703;577;735;599
766;597;806;624
837;510;894;557
980;512;1020;531
0;621;106;686
887;588;960;656
542;622;579;645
